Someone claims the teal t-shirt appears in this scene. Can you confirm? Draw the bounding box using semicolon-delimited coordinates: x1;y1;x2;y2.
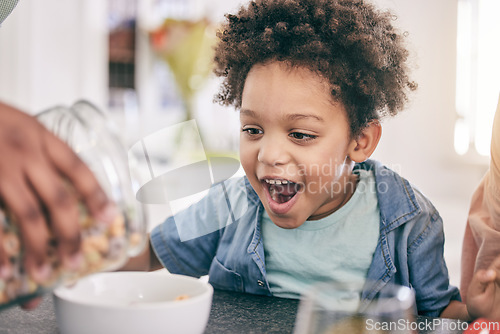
261;169;380;299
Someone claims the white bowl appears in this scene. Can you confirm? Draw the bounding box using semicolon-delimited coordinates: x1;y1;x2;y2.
53;271;213;334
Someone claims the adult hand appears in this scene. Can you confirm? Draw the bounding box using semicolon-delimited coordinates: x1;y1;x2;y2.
467;255;500;320
0;102;114;305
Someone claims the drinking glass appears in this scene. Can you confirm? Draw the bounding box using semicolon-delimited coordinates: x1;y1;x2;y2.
293;281;417;334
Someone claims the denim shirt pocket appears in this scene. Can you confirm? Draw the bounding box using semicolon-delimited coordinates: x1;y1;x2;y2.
208;257;244;292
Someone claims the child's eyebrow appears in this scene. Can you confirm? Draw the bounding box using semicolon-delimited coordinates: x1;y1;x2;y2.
241;109;323;122
240;108;257;118
286;113;323;122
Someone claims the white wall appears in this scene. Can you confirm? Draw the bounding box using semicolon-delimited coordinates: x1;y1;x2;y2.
0;0;107;113
372;0;487;199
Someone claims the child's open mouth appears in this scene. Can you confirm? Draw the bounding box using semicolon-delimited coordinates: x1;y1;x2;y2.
265;179;300;203
261;178;301;215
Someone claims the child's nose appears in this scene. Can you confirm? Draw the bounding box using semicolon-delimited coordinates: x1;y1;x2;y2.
257;137;290;166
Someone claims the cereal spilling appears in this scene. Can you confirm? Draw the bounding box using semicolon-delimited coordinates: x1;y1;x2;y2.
0;204;144;309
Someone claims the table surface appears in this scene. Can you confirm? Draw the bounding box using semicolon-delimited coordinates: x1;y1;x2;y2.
0;289;466;334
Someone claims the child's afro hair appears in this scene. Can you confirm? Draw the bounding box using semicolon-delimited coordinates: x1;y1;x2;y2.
213;0;417;136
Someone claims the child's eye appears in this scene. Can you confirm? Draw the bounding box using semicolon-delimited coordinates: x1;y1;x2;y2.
242;127;263;136
289;132;317;142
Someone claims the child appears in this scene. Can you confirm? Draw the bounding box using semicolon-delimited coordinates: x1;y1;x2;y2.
461;95;500;304
126;0;500;320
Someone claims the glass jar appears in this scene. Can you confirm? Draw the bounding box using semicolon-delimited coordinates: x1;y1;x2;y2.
0;100;147;309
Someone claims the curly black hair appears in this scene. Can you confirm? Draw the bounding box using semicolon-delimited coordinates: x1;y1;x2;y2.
213;0;417;136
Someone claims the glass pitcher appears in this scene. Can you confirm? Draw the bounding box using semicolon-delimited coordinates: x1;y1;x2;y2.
0;100;147;309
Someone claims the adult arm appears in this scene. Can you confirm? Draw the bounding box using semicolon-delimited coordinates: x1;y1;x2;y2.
461;95;500;301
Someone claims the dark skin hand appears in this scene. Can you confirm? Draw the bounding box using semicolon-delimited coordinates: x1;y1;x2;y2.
0;102;115;309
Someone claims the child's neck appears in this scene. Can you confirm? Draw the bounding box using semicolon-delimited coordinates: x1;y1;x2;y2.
306;173;360;221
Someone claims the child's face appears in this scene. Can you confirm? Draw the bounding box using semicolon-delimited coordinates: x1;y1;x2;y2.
240;61;359;229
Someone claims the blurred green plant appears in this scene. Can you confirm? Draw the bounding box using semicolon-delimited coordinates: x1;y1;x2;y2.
150;19;216;121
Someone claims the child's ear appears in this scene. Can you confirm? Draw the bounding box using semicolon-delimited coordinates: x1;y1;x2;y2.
347;120;382;163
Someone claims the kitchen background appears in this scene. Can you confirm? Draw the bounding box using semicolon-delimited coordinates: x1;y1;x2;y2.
0;0;499;288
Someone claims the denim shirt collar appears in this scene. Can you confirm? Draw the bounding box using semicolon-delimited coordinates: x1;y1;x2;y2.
244;159;422;233
354;160;422;232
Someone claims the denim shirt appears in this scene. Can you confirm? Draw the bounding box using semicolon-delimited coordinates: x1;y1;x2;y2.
150;159;460;317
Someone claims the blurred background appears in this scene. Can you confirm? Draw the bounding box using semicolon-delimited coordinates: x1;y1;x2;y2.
0;0;499;287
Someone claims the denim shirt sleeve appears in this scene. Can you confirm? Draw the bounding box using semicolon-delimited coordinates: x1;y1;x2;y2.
150;178;249;278
406;192;461;317
150;217;219;278
361;160;461;317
